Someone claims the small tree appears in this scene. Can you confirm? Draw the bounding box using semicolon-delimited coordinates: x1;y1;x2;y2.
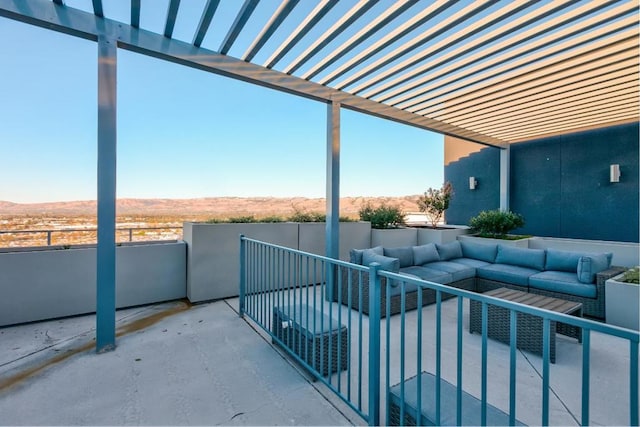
416;182;453;227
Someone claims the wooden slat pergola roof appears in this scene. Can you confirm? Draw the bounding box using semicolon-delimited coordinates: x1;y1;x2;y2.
1;0;638;148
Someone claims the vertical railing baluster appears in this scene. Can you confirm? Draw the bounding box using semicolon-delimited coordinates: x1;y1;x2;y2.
47;230;51;246
630;339;639;426
368;263;381;426
436;290;442;426
385;277;391;427
400;280;406;426
481;302;488;426
417;283;423;427
347;266;353;402
337;264;342;392
509;309;517;426
542;318;550;426
581;329;590;426
457;296;463;426
239;235;245;318
129;228;133;242
358;271;363;411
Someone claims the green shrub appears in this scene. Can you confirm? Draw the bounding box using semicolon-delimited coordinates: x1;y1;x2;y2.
622;267;640;284
359;202;405;229
468;209;525;238
227;215;257;223
288;211;326;222
416;182;453;227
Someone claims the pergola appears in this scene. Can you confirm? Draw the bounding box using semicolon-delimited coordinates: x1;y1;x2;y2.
1;0;638;352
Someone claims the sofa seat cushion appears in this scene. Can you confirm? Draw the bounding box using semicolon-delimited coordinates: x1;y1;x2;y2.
400;266;453;285
422;261;476;282
388;274;420;296
530;271;597;298
495;245;546;271
448;257;491;270
477;264;539;287
460;240;498;263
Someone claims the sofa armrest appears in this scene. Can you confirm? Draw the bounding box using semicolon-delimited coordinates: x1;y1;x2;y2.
596;266;627;285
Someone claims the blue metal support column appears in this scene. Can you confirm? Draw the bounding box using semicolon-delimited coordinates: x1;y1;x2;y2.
500;145;510;212
325;100;340;301
96;36;117;353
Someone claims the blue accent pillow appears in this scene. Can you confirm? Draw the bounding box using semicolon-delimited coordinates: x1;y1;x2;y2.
460;240;498;263
412;243;440;265
350;246;383;265
362;252;400;273
495;245;546;271
577;254;611;284
384;246;414;268
436;241;463;261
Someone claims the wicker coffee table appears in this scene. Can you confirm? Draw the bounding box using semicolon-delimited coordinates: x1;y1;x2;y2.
470;288;582;363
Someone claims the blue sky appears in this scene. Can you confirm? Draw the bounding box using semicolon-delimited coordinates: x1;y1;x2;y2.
0;6;444;204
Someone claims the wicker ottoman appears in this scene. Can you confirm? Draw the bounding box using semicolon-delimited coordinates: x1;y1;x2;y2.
389;372;523;426
272;304;348;376
470;288;582;363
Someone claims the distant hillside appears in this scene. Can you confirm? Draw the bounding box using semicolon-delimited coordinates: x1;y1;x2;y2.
0;196;422;217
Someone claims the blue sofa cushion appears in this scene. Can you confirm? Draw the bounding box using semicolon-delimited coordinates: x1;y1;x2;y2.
495;245;545;271
350;246;382;265
529;271;597;298
460;240;498;263
436;241;463;261
400;266;453;284
477;264;539;287
577;254;611;284
412;243;440;265
423;261;476;282
544;249;585;272
449;257;491;269
384;246;414;268
362;252;399;273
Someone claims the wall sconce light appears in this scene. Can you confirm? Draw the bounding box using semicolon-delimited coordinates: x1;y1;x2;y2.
610;164;621;183
469;176;478;190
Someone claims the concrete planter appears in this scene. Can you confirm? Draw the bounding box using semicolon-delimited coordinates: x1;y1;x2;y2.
371;227;418;247
0;242;187;327
183;222;298;302
415;226;469;245
297;222;371;259
457;234;532;248
605;273;639;330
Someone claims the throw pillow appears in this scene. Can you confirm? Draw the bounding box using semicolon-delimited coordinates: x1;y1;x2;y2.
577;254;611;284
362;252;400;273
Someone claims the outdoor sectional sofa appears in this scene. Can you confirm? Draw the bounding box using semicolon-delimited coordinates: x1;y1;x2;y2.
337;240;623;319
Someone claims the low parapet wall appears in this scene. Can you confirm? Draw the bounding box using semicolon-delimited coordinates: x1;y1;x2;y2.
0;241;187;327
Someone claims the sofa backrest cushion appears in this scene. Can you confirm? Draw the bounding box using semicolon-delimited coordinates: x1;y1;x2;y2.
544;249;584;272
362;252;400;273
412;243;440;265
436;241;463;261
384;246;414;268
495;245;546;271
460;240;498;263
350;246;383;265
577;254;612;284
545;248;613;273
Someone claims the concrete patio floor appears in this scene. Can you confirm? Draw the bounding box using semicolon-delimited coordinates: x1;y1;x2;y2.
0;295;637;426
0;299;359;426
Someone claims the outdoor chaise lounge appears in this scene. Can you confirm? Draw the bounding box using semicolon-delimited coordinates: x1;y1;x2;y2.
337;240;624;318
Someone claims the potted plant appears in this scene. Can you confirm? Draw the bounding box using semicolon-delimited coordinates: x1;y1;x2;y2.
413;182;468;244
459;209;531;247
359;202;417;247
605;266;639;330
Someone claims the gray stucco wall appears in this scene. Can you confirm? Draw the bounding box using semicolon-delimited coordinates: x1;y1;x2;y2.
444;123;640;242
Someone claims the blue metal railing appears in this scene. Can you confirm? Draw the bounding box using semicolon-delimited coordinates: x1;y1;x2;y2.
239;237;640;426
239;235;380;422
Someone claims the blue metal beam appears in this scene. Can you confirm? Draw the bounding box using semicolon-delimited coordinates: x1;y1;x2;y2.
131;0;140;28
92;0;103;17
96;36;117;353
243;0;299;62
219;0;259;55
326;100;340;261
164;0;180;38
193;0;220;47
